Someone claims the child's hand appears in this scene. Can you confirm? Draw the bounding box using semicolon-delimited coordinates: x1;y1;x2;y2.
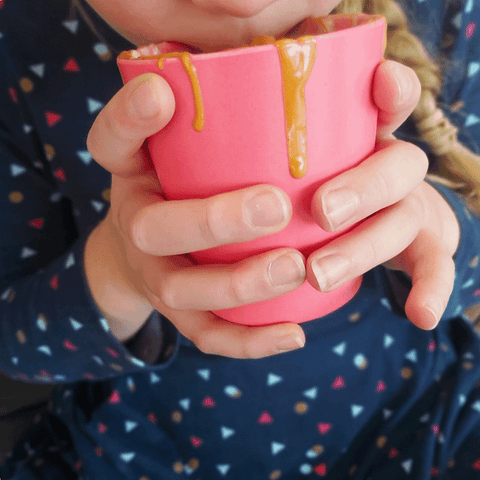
307;60;460;330
84;73;306;358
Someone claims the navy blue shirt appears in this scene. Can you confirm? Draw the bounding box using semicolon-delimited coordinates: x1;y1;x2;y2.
1;0;480;478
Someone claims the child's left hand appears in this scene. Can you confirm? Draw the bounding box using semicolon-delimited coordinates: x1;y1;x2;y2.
307;60;460;330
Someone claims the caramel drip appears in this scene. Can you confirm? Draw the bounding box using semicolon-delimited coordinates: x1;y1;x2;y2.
157;53;205;131
247;35;276;46
245;35;317;177
313;17;329;33
276;36;316;178
124;15;384;178
152;37;316;178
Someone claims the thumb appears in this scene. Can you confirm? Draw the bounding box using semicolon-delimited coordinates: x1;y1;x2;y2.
87;73;175;178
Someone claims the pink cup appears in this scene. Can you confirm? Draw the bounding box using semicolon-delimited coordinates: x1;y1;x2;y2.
118;14;386;326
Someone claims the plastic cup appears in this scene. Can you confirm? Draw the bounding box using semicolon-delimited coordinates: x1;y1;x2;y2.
117;14;386;326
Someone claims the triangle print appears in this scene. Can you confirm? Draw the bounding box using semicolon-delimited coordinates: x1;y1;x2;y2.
30;63;45;77
77;150;93;164
383;334;394;348
125;420;138;433
351;404;364;418
216;464;231;476
109;390;121;404
11;163;26;177
331;376;345;389
69;317;83;330
49;275;59;289
258;411;273;424
88;97;104;114
197;368;210;381
119;452;136;463
190;436;203;447
37;345;52;356
376;380;386;392
28;218;44;229
20;247;37;259
314;463;327;476
317;422;332;435
303;387;318;399
405;349;417;363
271;441;285;455
64;253;75;269
401;459;413;474
62;20;79;34
267;373;283;386
466;114;480;127
220;426;235;440
63;58;80;72
45;111;62;127
202;396;216;407
332;341;346;356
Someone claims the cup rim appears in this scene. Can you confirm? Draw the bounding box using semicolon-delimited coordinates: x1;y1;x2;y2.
117;13;385;65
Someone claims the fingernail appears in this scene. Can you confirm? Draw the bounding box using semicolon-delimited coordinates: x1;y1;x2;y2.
268;253;305;287
424;298;442;327
130;78;161;119
275;333;305;353
246;190;288;227
321;188;360;230
311;254;350;291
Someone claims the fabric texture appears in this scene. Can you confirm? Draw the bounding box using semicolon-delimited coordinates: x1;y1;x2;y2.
1;0;480;478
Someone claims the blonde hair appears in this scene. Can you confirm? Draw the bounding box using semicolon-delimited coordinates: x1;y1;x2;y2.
334;0;480;215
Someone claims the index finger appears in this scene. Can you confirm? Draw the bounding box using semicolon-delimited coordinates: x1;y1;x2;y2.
374;60;421;139
87;73;175;178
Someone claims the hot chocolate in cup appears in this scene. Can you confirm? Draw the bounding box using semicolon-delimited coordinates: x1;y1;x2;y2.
117;14;387;326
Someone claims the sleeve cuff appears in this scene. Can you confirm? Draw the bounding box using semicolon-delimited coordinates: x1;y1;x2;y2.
1;234;178;385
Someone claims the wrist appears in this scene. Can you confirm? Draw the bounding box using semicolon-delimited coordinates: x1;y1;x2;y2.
84;215;154;342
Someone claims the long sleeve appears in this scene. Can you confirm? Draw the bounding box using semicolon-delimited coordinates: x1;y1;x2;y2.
0;2;177;385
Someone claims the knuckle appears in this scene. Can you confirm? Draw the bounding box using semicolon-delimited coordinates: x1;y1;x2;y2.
228;265;254;306
362;234;384;266
201;199;226;245
370;168;392;206
157;274;180;310
103;101;129;139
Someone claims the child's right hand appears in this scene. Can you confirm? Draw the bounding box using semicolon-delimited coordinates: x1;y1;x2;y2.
84;73;307;359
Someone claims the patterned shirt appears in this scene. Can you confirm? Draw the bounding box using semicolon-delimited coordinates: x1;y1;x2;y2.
1;0;480;478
